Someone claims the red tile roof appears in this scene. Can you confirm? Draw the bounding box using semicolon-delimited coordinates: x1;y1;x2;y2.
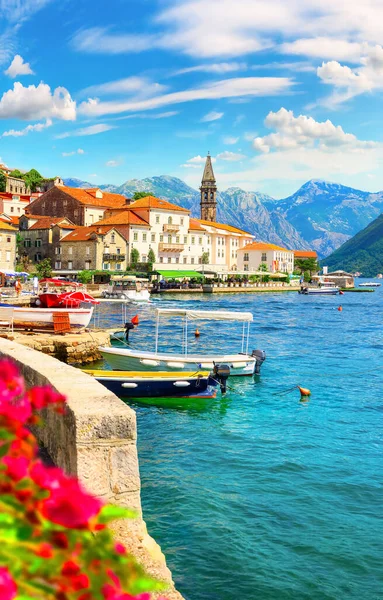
95;210;150;227
60;187;128;208
0;192;30;203
293;250;318;258
238;242;291;252
128;196;189;213
189;218;206;231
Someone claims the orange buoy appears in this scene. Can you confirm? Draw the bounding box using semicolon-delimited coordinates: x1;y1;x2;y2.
339;290;344;295
338;305;343;312
131;314;139;325
195;328;200;337
298;386;311;397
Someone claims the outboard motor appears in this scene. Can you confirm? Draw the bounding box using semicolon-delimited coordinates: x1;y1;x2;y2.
124;322;134;341
213;364;231;394
252;349;266;375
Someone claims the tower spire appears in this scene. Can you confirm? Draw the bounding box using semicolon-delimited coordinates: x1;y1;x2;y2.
200;154;217;222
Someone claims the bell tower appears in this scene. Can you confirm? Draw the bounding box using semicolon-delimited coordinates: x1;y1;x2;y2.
200;153;217;222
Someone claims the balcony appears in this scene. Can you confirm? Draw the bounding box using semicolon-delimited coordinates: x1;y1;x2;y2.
163;223;180;232
158;243;184;253
103;253;125;261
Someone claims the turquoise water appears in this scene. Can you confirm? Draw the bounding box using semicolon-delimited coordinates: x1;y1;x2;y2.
94;284;383;600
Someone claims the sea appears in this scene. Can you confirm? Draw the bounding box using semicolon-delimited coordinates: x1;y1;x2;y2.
92;281;383;600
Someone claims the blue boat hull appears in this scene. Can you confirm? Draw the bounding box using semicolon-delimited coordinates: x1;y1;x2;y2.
90;374;218;398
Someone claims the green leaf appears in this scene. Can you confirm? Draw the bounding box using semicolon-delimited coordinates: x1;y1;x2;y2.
16;524;33;541
98;504;137;524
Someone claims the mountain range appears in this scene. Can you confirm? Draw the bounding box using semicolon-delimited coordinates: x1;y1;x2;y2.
63;176;383;258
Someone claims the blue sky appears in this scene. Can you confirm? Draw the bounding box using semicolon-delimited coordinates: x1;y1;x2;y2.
1;0;383;197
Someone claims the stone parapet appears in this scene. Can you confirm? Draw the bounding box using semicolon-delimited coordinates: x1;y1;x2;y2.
0;337;183;600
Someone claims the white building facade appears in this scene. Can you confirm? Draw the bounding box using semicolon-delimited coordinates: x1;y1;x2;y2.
237;242;294;274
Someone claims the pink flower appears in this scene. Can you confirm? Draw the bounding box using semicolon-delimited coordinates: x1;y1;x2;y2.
41;481;102;529
0;395;32;424
114;543;126;555
0;360;24;402
28;387;66;410
30;461;66;491
0;567;17;600
103;572;151;600
3;456;29;481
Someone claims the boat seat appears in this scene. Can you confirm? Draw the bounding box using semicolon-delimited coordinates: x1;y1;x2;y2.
0;306;14;333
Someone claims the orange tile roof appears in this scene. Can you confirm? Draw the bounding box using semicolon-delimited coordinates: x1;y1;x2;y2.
198;219;252;235
95;210;150;227
128;196;189;213
189;218;206;231
293;250;318;258
9;216;20;226
238;242;291;252
61;225;127;242
62;187;128;208
28;217;76;231
0;221;17;232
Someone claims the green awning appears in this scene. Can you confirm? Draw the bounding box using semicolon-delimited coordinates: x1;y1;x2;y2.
156;270;204;279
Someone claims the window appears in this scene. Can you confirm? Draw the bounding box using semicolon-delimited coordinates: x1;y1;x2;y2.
261;253;267;262
160;234;164;242
34;239;41;247
191;257;195;264
103;263;110;270
111;233;115;243
151;233;156;242
218;238;220;245
191;236;195;244
86;246;90;255
6;236;11;243
133;232;138;241
6;251;11;262
116;263;122;270
55;261;61;269
181;218;184;226
142;255;147;263
183;256;187;264
85;261;90;269
176;236;180;243
63;200;67;209
168;235;172;243
167;257;171;263
10;207;14;213
244;253;249;262
116;248;121;255
244;264;249;272
55;247;62;255
210;192;214;200
199;237;202;245
159;256;163;263
68;246;73;255
168;216;173;224
34;253;42;262
24;239;31;248
143;233;147;242
198;257;202;264
218;250;221;258
74;209;79;218
156;215;160;224
68;261;73;270
89;214;94;223
204;192;207;200
175;257;179;263
184;236;187;244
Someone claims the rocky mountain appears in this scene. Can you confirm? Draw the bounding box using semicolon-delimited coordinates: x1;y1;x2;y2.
324;212;383;276
268;180;383;257
64;175;383;258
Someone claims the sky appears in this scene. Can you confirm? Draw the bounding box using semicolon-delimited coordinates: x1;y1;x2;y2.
1;0;383;198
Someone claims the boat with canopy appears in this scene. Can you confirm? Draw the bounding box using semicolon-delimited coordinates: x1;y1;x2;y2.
100;308;266;376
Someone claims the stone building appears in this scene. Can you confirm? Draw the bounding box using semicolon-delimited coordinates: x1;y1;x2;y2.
58;226;128;272
4;174;30;195
200;153;217;222
25;185;129;226
19;215;77;264
0;220;17;272
237;241;295;273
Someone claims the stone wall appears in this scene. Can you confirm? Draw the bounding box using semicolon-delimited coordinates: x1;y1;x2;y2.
0;337;183;600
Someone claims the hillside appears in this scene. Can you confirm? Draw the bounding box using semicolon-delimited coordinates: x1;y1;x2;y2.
324;212;383;276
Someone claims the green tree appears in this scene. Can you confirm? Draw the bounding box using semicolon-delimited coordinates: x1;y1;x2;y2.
295;257;319;276
147;248;156;272
130;247;140;267
132;191;150;200
9;169;24;178
35;258;52;278
23;168;44;192
201;251;209;264
0;171;6;193
77;270;93;284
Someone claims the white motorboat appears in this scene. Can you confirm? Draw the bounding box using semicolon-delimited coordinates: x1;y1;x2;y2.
299;281;339;295
12;306;94;329
359;282;381;287
102;276;150;302
100;308;266;377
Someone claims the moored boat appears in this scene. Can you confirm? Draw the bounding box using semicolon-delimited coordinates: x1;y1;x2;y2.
299;281;339;295
359;282;381;287
100;308;266;376
12;306;94;329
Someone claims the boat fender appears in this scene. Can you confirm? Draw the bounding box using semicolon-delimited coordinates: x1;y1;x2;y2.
251;349;266;375
173;381;190;387
199;362;215;369
230;362;247;369
121;383;138;389
167;362;186;369
140;359;160;367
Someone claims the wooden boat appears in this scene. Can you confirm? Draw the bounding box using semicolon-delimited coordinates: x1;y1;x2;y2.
12;306;94;329
100;308;266;377
82;369;218;399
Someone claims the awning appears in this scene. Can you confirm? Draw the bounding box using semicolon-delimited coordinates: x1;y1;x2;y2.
155;308;253;322
155;270;203;279
0;270;27;277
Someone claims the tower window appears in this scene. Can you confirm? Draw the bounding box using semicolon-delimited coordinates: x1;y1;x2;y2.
204;192;207;200
210;192;214;200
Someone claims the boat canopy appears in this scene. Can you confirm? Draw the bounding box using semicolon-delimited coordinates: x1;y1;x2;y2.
155;308;253;322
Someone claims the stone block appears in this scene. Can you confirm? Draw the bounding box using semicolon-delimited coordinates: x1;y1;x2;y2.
110;444;140;494
77;445;111;497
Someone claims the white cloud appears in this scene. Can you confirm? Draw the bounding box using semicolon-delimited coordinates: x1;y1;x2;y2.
89;173;98;178
253;108;378;154
62;148;85;157
2;118;52;137
223;136;239;144
113;110;178;121
56;123;115;139
174;62;247;75
71;27;155;54
80;76;167;98
105;159;122;167
281;38;363;62
181;154;216;168
201;111;224;122
79;77;292;117
0;82;76;121
4;54;33;77
217;151;246;161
